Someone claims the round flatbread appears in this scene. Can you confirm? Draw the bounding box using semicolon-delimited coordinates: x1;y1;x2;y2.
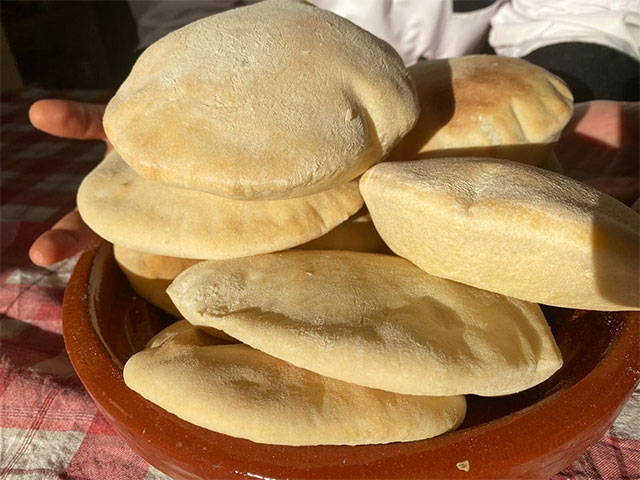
124;322;466;446
388;56;573;170
114;248;237;342
360;157;640;311
114;244;199;317
167;250;562;397
113;209;385;317
145;319;233;349
104;0;418;200
77;152;363;259
296;207;389;253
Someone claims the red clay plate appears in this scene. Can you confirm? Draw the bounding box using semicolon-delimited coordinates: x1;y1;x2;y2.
63;242;640;480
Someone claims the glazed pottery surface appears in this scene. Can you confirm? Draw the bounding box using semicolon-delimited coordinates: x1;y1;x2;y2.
62;242;640;480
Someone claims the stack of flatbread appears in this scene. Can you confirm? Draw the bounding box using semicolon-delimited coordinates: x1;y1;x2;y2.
76;0;640;447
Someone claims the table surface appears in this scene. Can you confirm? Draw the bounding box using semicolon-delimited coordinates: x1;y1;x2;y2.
1;88;638;480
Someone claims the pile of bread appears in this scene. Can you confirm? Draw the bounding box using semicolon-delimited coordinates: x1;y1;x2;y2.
76;0;639;446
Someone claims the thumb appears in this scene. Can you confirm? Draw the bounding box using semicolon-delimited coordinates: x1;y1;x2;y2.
29;99;109;143
29;209;101;267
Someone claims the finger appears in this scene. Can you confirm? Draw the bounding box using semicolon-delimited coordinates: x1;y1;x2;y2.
557;101;639;178
29;209;101;267
562;101;639;149
563;101;621;148
29;100;108;142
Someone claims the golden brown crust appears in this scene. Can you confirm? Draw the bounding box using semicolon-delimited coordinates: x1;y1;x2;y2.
389;56;573;169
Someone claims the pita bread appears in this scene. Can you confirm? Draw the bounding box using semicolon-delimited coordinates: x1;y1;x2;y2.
388;56;573;170
296;207;389;253
145;319;233;348
114;244;198;317
360;157;640;311
113;208;386;318
168;250;562;396
124;322;466;445
77;152;363;259
104;0;418;200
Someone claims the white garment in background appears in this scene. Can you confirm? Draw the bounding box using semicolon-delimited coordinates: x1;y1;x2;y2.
312;0;504;64
489;0;640;60
129;0;640;65
312;0;640;64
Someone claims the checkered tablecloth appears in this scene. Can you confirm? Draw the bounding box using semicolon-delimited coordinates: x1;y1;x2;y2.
1;88;638;480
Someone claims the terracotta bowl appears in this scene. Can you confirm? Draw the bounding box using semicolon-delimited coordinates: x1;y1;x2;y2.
63;242;640;480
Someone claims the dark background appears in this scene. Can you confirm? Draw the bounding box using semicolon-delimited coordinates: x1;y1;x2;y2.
1;1;637;100
1;1;139;91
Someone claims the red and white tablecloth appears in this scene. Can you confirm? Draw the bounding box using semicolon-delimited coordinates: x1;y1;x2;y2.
1;88;639;480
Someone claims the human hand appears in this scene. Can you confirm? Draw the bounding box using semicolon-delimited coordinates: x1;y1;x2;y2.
555;100;639;211
28;100;110;267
